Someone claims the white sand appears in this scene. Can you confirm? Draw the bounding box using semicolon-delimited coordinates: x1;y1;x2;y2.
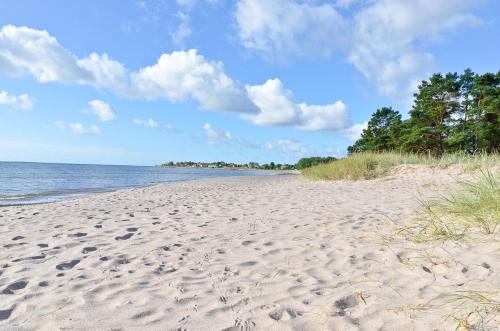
0;169;498;330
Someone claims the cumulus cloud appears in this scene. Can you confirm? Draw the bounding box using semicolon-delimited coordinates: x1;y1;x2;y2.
348;0;482;99
55;121;101;135
343;121;367;142
0;25;90;83
69;123;101;135
130;49;259;114
0;25;127;89
0;24;360;135
0;90;34;110
234;0;346;60
202;123;342;157
85;99;117;122
245;79;298;126
203;123;234;145
133;118;179;132
77;53;128;91
245;78;352;132
0;26;257;115
234;0;483;99
262;139;309;155
133;118;159;128
171;11;192;47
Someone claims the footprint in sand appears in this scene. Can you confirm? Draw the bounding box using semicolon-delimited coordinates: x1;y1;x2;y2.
82;247;97;254
0;306;14;321
2;281;28;294
68;232;87;238
333;295;358;316
269;308;301;321
115;233;134;240
239;261;258;267
55;259;80;270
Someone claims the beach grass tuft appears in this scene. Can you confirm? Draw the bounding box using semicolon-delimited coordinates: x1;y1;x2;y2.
301;151;499;181
411;170;499;242
443;289;500;330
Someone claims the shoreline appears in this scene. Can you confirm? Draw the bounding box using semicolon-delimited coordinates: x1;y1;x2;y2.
0;170;295;207
1;169;497;330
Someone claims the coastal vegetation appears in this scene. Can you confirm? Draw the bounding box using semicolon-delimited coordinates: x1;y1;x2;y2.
295;156;336;170
302;69;498;180
408;170;499;242
302;151;499;180
349;69;499;155
160;160;295;170
161;156;338;171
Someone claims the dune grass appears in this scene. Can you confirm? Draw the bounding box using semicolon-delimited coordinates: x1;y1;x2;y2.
443;289;500;330
409;170;499;242
301;151;499;181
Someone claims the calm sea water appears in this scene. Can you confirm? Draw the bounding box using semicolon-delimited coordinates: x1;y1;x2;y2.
0;161;271;206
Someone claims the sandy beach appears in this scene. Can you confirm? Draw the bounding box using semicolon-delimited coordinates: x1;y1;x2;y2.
1;169;498;330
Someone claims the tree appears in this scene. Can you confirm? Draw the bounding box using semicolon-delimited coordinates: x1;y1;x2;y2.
468;71;500;152
402;73;461;155
348;107;402;153
348;69;499;155
295;157;337;169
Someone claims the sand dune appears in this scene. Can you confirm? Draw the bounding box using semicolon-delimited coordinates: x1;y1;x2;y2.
0;170;498;330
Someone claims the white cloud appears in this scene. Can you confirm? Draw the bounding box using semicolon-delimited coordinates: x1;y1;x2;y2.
132;118;159;128
234;0;346;60
69;123;101;135
0;90;34;110
202;123;342;158
203;122;234;144
85;99;117;122
245;79;298;125
245;78;351;132
343;121;367;142
55;121;101;135
77;53;128;91
0;25;127;89
171;11;192;47
262;139;308;155
133;118;179;132
0;26;257;115
131;49;257;113
298;102;350;131
348;0;482;99
0;25;358;134
234;0;483;99
130;49;259;114
0;25;89;83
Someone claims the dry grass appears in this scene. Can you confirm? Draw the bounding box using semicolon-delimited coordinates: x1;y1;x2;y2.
301;151;498;181
408;170;499;242
443;289;500;330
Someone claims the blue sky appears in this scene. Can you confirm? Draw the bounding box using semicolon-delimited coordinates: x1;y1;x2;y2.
0;0;498;165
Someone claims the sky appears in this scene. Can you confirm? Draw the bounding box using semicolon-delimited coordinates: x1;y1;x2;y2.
0;0;498;165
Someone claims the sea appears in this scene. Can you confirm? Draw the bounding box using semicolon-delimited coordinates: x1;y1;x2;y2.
0;161;272;206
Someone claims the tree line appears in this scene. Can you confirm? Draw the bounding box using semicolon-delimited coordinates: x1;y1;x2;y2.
348;69;499;155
